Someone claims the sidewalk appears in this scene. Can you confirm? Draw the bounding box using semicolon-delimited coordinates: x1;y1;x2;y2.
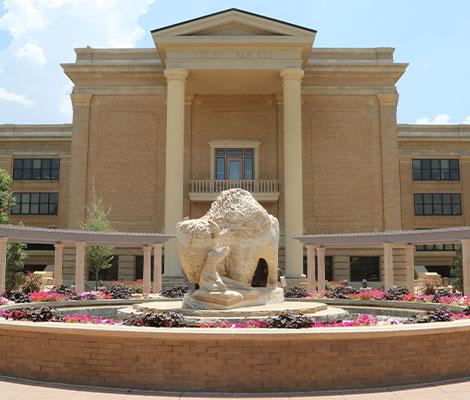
0;376;469;399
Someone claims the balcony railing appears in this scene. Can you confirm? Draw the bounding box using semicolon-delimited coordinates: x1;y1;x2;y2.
189;179;279;202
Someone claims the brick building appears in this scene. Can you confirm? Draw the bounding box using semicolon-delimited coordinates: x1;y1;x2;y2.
1;9;469;288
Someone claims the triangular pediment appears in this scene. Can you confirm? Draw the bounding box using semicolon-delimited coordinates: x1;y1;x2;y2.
152;8;316;38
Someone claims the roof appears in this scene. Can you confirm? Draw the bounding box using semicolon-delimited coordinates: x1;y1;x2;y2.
151;8;317;34
294;226;470;247
0;224;174;246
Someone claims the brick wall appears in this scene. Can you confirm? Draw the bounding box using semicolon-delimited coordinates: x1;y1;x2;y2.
0;323;469;392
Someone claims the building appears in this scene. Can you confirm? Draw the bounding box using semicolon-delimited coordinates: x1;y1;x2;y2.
1;9;469;288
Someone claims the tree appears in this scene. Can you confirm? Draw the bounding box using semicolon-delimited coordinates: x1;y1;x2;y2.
0;169;27;291
82;196;114;290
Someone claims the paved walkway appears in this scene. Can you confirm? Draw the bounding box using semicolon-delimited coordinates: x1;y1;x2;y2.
1;376;470;399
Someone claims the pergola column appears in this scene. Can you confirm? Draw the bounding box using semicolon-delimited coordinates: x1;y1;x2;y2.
280;68;304;278
306;245;316;292
462;239;470;295
0;238;7;293
54;243;64;288
164;68;188;278
404;244;415;294
75;241;85;292
383;243;394;290
152;244;163;293
143;245;152;293
317;246;326;291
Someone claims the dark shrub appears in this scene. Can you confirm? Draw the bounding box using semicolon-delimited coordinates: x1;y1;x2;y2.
106;284;132;299
406;307;453;324
4;306;62;322
265;311;313;329
2;290;30;303
160;284;190;298
124;311;187;328
284;286;308;298
326;286;359;299
51;285;81;300
384;287;409;301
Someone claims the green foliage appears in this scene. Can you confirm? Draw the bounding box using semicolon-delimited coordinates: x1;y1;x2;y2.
82;197;114;289
451;254;463;293
0;169;27;291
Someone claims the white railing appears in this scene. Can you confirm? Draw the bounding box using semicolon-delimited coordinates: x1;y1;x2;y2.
190;179;279;193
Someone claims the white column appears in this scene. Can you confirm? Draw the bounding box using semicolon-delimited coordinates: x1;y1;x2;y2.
152;244;163;293
317;247;326;291
0;238;7;293
404;244;415;294
164;68;188;277
54;243;64;288
462;239;470;296
383;243;394;290
143;246;152;294
306;245;316;292
75;241;85;292
280;68;304;278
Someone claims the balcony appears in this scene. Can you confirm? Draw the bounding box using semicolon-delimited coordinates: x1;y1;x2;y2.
189;180;279;202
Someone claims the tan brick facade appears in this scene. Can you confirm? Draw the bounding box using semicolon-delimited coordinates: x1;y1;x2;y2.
1;10;468;287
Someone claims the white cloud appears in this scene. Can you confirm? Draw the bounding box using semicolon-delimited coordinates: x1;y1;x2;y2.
464;116;470;124
0;88;34;106
416;114;452;124
0;0;155;122
16;42;47;68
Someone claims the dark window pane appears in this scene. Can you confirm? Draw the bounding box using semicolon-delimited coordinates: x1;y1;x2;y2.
226;149;243;157
414;193;423;203
441;169;450;180
350;257;380;282
422;168;431;180
23;159;32;169
414;204;423;215
41;169;51;179
452;193;461;204
23;169;32;179
41;159;51;169
452;204;461;215
244;158;253;179
30;193;39;203
442;194;452;204
422;159;431;169
51;159;60;169
244;149;253;156
215;149;225;157
215;158;225;180
443;204;452;215
30;204;39;214
431;169;440;180
432;193;441;203
32;169;40;179
39;204;48;214
51;168;60;179
431;159;440;169
40;193;48;203
424;204;433;215
423;194;433;204
32;159;41;169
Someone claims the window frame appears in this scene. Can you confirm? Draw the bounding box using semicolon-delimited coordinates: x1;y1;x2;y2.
209;140;261;180
412;158;460;181
12;158;60;181
413;193;462;216
11;192;59;216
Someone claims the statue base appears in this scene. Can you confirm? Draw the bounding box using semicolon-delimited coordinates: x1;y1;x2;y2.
182;286;284;310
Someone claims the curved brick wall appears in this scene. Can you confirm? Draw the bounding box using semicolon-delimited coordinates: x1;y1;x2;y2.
0;321;470;392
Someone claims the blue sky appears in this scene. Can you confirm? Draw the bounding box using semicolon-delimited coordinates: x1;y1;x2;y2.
0;0;469;124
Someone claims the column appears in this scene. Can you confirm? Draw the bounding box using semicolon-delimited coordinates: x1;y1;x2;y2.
143;246;152;293
54;243;64;288
306;245;316;292
377;94;402;230
164;68;188;277
280;68;304;278
383;243;394;290
462;239;470;296
0;238;7;293
404;244;415;294
68;94;92;228
75;241;85;292
152;244;163;293
317;247;326;291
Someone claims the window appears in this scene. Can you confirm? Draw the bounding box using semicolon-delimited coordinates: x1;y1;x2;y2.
414;193;462;216
303;256;334;281
11;192;59;215
425;265;454;278
412;159;459;181
416;243;460;251
135;255;164;280
215;148;254;180
26;243;55;251
88;256;119;281
350;256;380;282
13;158;60;180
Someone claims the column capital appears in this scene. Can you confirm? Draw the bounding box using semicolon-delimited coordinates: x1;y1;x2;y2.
164;68;189;81
71;93;92;107
54;243;64;249
461;239;470;246
280;68;304;82
152;244;163;249
383;243;394;249
316;246;326;254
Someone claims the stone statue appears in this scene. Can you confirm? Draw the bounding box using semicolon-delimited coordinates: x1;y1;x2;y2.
176;188;283;309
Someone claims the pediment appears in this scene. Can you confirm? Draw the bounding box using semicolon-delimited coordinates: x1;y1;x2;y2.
152;8;316;38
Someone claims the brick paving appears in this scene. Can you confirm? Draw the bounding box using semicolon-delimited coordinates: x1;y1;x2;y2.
1;376;470;399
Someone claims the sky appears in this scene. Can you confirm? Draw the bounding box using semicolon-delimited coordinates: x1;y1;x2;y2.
0;0;469;125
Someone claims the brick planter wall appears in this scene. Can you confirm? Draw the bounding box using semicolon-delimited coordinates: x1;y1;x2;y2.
0;322;469;392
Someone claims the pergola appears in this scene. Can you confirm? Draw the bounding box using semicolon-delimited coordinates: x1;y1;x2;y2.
294;226;470;295
0;224;174;293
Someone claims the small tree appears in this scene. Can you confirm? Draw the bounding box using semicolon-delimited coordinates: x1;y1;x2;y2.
451;252;463;294
82;197;114;290
0;169;27;291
